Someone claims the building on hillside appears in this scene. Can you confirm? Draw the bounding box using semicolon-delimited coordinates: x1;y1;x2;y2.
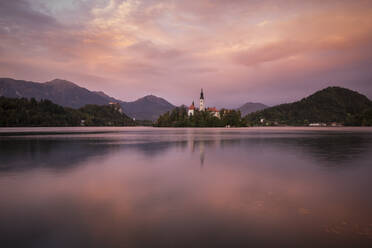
109;102;123;114
188;101;195;116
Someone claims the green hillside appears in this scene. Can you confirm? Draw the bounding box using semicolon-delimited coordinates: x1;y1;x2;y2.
245;87;372;126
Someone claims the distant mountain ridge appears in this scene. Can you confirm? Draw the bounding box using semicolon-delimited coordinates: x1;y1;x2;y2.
245;86;372;126
121;95;175;121
238;102;268;116
0;78;175;120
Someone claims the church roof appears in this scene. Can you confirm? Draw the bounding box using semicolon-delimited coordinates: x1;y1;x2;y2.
207;107;219;112
189;101;195;110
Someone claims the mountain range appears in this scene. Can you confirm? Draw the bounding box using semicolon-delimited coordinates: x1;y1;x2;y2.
0;78;175;121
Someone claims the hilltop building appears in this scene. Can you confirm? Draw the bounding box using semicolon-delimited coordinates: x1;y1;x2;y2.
188;89;220;118
109;102;123;114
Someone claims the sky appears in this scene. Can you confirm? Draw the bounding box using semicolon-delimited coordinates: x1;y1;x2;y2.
0;0;372;107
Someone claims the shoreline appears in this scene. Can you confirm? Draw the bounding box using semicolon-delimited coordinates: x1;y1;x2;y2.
1;126;372;135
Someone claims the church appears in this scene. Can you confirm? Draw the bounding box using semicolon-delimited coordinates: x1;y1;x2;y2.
188;89;220;118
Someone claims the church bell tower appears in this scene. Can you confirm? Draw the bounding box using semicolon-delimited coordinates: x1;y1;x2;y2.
200;88;205;111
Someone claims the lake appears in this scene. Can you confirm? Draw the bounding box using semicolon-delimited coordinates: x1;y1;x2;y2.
0;127;372;248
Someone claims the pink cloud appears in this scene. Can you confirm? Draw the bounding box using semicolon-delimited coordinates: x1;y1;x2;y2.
0;0;372;106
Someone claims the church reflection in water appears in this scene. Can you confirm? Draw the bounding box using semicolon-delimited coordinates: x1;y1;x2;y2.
189;137;204;168
188;136;223;168
1;129;372;173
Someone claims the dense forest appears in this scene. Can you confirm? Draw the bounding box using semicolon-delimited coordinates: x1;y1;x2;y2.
245;87;372;126
155;107;246;127
0;97;135;127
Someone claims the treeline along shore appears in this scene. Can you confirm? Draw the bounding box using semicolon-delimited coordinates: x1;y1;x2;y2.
0;97;135;127
1;86;372;127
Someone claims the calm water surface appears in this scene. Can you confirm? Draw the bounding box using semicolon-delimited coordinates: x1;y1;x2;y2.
0;127;372;248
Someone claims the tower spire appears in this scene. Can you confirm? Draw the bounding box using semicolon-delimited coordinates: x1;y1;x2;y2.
200;88;204;100
199;88;205;111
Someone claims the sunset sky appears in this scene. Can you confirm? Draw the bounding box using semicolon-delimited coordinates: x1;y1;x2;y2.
1;0;372;107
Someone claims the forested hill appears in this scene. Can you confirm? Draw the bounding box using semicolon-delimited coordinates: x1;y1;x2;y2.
245;87;372;126
0;97;135;127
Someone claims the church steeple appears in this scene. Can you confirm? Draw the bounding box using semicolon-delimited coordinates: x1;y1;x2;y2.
199;88;205;111
200;88;204;100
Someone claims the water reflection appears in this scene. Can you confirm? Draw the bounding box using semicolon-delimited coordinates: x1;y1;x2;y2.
0;128;372;247
1;129;371;171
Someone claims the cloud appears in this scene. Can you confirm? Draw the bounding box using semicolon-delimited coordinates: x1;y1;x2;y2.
127;41;184;60
1;0;372;106
0;0;60;30
233;41;306;66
